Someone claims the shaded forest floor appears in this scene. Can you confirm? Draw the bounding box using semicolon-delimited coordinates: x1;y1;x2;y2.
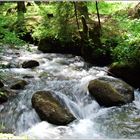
0;2;140;66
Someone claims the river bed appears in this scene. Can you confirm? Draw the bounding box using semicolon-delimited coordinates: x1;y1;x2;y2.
0;45;140;139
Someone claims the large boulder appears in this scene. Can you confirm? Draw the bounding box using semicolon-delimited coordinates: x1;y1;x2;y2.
108;62;140;88
10;80;28;90
22;60;39;68
0;80;4;88
38;38;81;55
81;41;112;66
32;91;75;125
88;76;134;107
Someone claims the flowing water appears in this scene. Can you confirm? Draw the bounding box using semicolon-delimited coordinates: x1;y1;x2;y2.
0;45;140;139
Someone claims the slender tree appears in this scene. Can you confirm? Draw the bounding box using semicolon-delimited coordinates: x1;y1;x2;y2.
76;2;89;20
95;1;101;29
73;2;80;31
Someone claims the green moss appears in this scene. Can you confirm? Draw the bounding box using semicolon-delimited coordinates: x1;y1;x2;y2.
92;80;125;102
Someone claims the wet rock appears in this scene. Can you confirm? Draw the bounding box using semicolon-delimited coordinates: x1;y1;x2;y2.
88;76;134;107
108;62;140;88
32;91;75;125
0;88;17;98
0;92;8;104
0;81;4;88
22;60;39;68
10;80;28;90
38;38;81;55
23;75;34;79
81;44;112;66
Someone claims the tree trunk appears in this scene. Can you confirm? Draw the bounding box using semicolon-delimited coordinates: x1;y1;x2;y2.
17;2;26;13
73;2;80;31
81;16;88;40
95;1;101;30
76;2;89;20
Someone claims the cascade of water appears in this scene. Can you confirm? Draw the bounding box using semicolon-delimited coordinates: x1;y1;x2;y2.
0;46;140;139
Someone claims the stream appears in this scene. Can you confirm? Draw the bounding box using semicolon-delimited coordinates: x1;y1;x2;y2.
0;45;140;139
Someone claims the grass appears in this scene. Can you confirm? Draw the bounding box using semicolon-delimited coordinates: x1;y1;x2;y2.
88;2;134;15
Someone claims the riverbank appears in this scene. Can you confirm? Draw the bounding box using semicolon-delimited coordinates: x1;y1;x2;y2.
0;133;28;139
0;2;140;67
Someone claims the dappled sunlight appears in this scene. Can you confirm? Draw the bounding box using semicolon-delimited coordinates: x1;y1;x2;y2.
0;1;140;139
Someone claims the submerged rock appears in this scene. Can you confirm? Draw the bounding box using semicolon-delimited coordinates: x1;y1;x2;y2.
22;60;39;68
0;88;19;104
23;75;34;79
0;88;17;98
0;91;8;104
0;81;4;88
32;91;75;125
88;76;134;107
10;80;28;90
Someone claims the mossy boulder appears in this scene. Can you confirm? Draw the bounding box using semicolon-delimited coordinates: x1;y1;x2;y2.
22;60;39;68
32;91;75;125
10;80;28;90
88;76;134;107
0;81;4;88
108;62;140;88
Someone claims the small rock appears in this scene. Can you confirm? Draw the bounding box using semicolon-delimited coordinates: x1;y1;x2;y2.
23;75;34;79
0;92;8;104
10;80;28;90
32;90;75;125
88;76;134;107
0;88;17;98
0;81;4;88
22;60;39;68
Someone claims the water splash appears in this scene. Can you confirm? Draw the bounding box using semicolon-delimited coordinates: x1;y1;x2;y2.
0;46;140;139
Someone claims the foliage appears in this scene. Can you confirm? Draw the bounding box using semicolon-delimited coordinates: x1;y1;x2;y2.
95;2;140;65
0;1;140;66
0;3;25;45
112;36;140;65
55;2;75;41
110;14;140;64
33;2;77;42
88;1;134;15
